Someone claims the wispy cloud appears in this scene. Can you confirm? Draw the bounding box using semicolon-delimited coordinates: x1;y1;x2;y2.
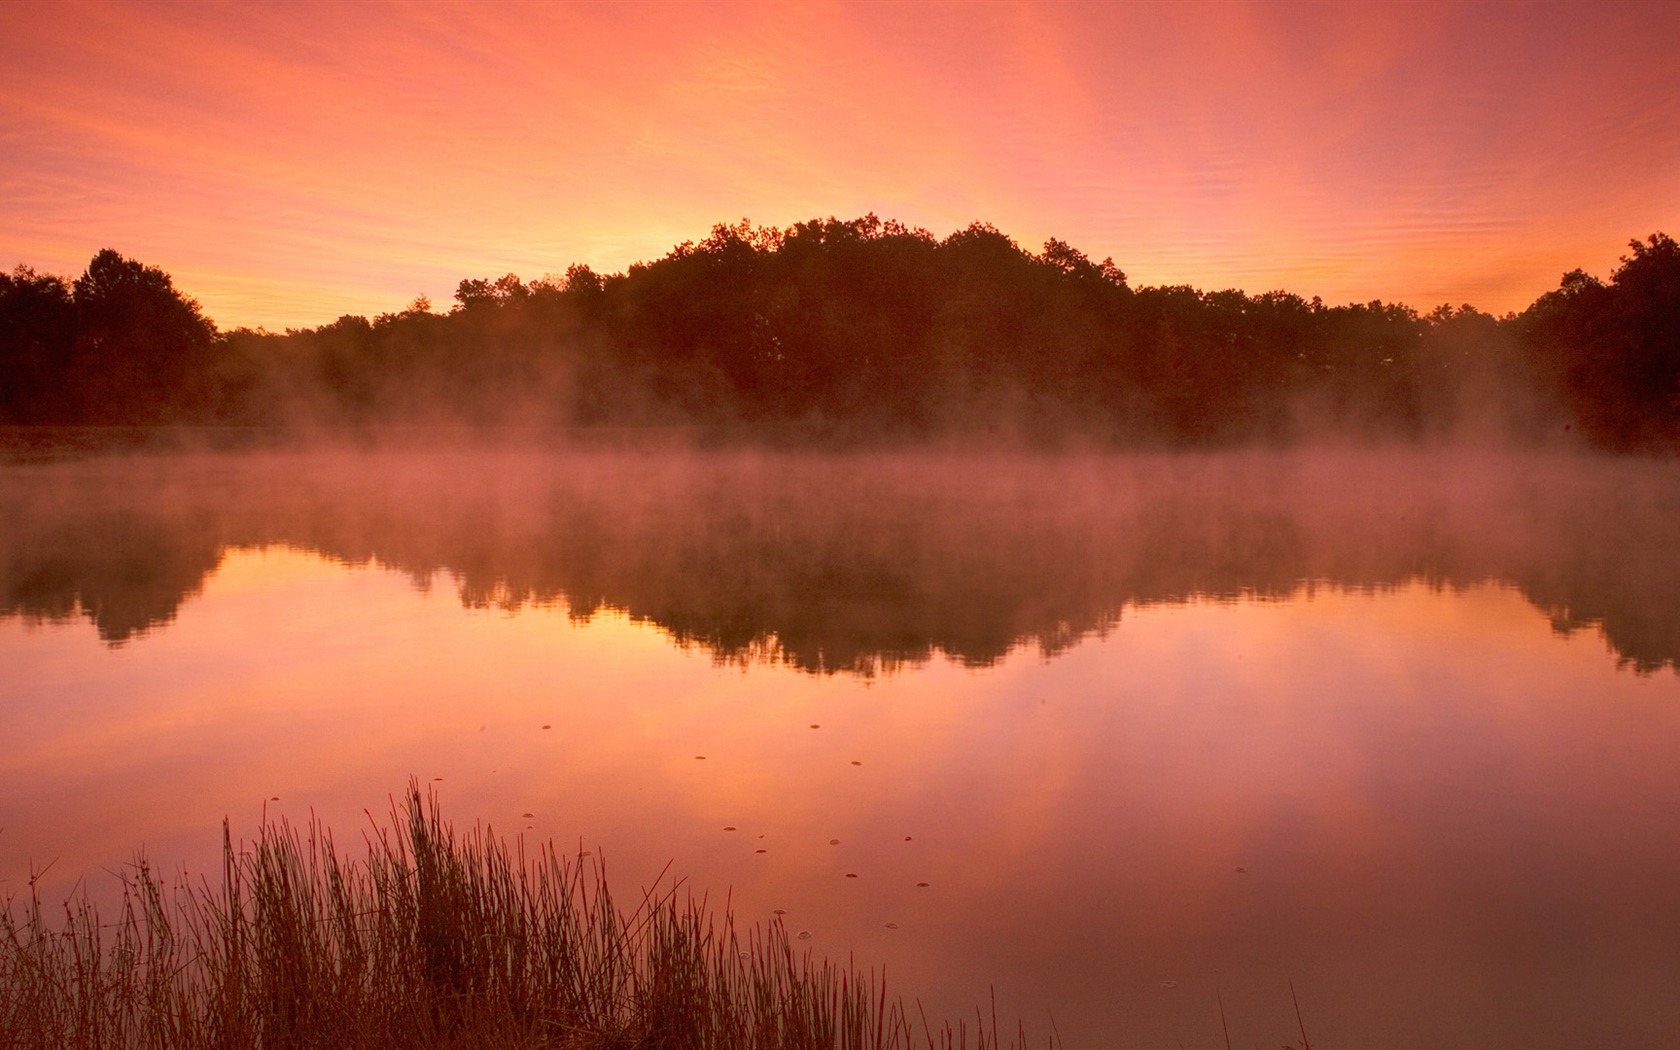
2;0;1675;327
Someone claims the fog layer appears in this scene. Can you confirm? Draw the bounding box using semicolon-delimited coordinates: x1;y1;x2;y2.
3;448;1676;674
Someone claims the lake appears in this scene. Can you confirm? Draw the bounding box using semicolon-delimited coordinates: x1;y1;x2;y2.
3;447;1679;1048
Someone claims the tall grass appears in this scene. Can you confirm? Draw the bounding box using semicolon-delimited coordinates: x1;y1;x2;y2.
1;783;1034;1050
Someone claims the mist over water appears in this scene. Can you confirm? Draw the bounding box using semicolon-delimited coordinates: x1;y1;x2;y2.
4;446;1680;1048
3;447;1678;672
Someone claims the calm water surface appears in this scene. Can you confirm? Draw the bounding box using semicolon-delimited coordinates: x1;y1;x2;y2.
3;449;1679;1048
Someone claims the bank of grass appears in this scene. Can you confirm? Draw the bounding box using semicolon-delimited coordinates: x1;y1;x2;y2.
1;784;1034;1050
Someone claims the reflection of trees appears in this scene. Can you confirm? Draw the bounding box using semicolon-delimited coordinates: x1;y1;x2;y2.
2;451;1676;674
0;508;222;644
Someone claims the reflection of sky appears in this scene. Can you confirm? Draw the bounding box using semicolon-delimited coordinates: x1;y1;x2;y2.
5;548;1680;1048
2;3;1677;327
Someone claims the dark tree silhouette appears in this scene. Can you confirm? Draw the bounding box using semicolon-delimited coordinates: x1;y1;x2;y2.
1520;233;1680;448
69;249;218;424
4;224;1678;450
0;265;77;424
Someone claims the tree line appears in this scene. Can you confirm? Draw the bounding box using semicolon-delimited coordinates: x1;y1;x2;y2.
3;218;1677;449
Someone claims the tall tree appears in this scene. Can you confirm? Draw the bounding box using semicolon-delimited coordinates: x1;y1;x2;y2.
70;249;218;424
0;265;77;423
1521;233;1680;448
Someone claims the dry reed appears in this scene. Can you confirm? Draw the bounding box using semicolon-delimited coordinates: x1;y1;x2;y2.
1;782;1039;1050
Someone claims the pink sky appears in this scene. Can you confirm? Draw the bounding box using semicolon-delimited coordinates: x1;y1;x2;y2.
2;0;1677;330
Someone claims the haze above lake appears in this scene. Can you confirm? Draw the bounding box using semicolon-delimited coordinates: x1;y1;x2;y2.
4;447;1678;1048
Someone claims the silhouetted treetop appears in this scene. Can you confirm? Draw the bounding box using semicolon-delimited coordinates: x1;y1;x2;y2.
2;224;1676;449
1520;232;1680;449
1;250;218;425
73;249;214;344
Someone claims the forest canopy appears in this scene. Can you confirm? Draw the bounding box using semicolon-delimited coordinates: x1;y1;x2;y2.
3;219;1677;450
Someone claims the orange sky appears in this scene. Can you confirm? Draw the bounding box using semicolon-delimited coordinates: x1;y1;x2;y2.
2;0;1677;330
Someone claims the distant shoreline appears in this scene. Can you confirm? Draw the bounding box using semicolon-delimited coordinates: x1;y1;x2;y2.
7;225;1678;452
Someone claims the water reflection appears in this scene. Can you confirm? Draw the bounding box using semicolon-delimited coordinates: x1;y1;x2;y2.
2;448;1677;672
4;559;1677;1048
5;452;1680;1047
